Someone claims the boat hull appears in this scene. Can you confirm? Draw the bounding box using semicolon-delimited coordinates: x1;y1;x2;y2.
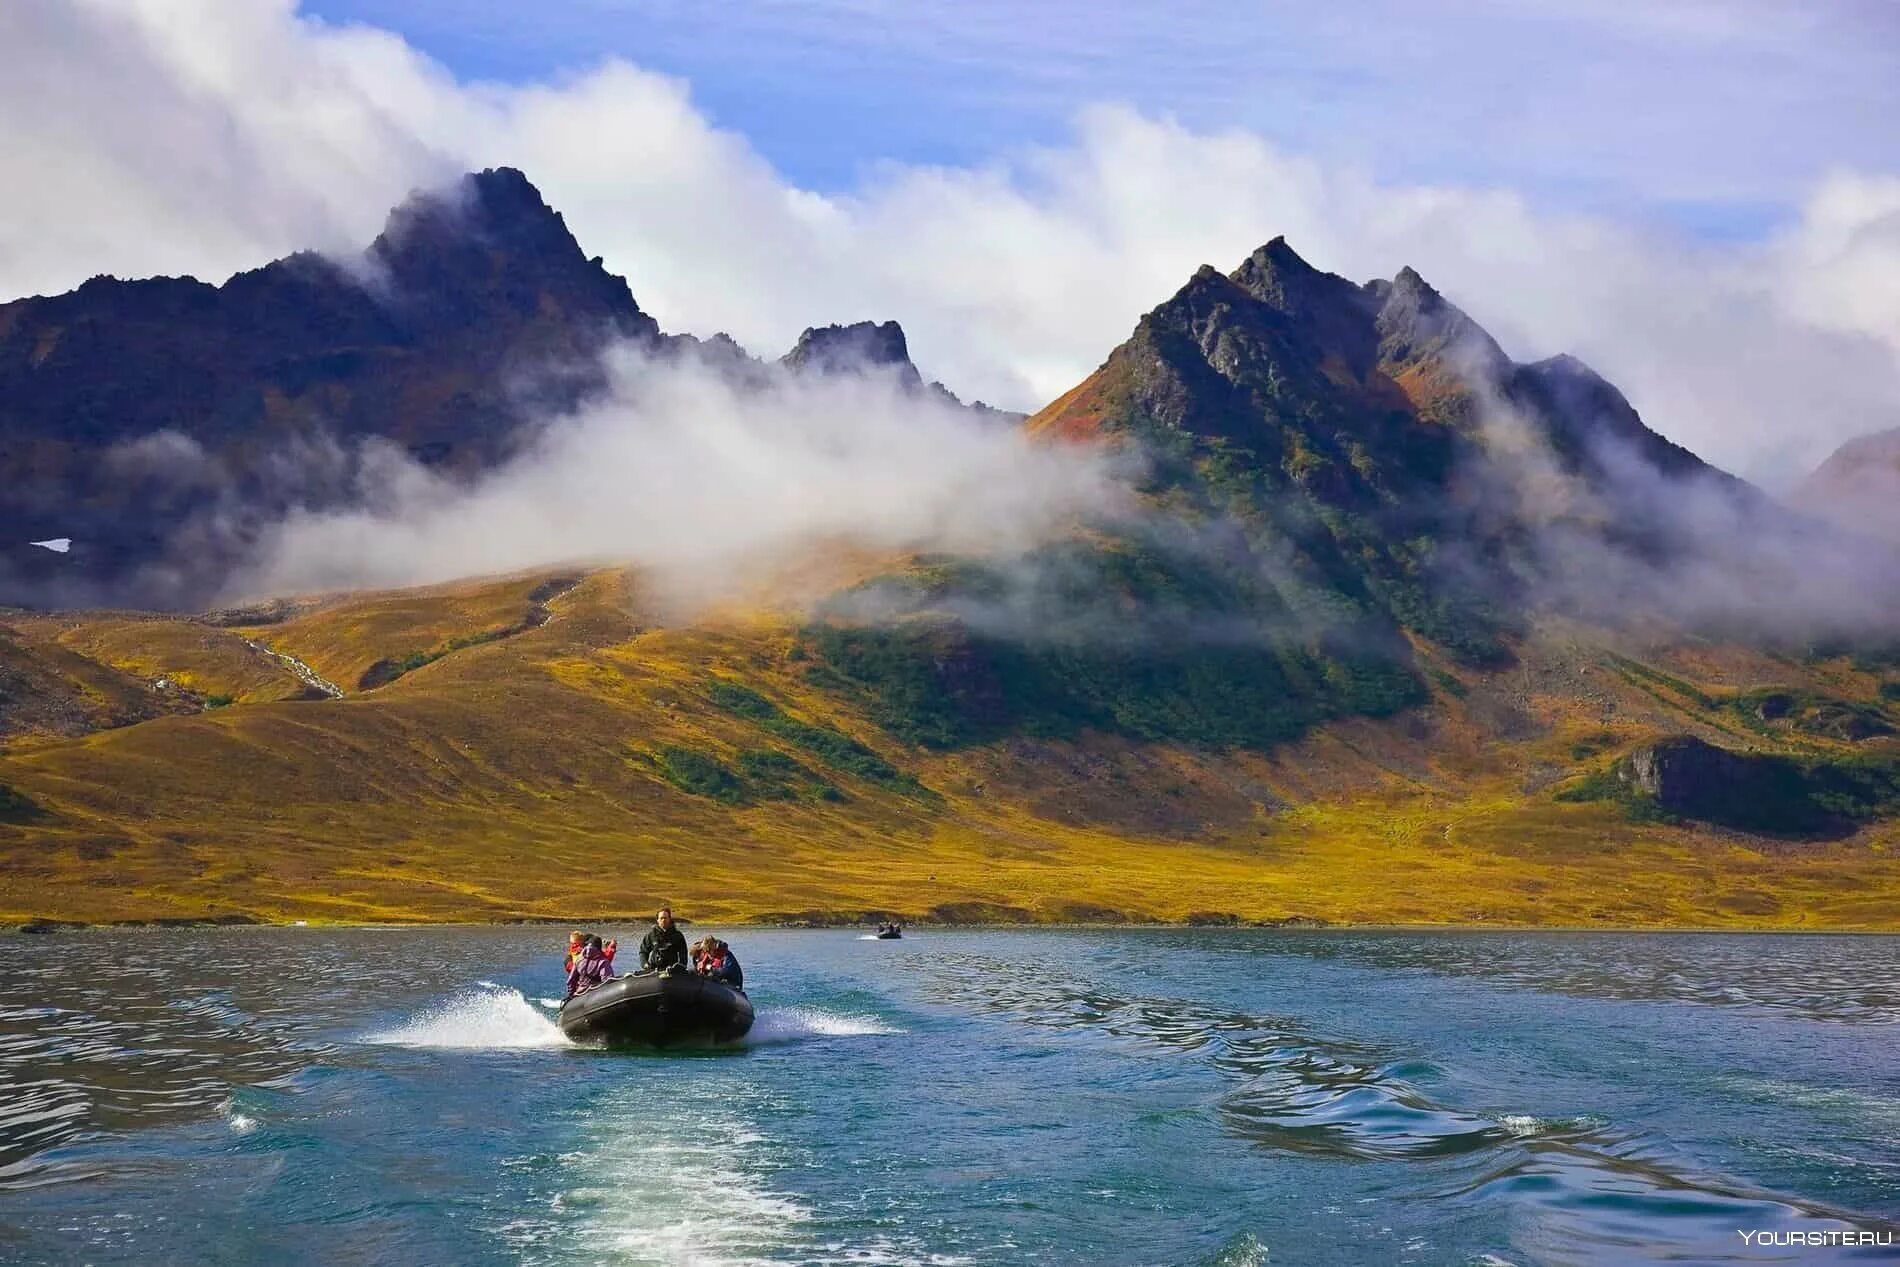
558;972;754;1046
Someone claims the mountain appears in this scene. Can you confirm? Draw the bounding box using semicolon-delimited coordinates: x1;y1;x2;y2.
1789;426;1900;542
0;168;656;606
788;239;1790;768
0;170;1002;607
1029;236;1727;499
5;218;1900;930
782;319;922;384
779;319;1023;421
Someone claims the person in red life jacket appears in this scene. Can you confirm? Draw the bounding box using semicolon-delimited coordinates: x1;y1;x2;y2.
698;937;744;990
563;930;585;974
564;935;615;1001
601;939;618;970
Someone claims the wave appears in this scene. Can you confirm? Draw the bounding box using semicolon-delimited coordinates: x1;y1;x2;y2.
921;954;1895;1254
218;1097;258;1135
744;1007;901;1045
362;984;570;1049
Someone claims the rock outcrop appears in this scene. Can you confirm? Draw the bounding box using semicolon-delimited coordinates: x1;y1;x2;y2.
779;319;1022;422
1618;735;1760;816
1617;735;1900;838
781;320;922;387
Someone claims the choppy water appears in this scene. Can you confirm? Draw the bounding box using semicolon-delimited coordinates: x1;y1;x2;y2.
1;928;1897;1265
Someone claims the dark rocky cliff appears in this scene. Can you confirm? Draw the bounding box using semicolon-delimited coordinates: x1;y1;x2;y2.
0;168;658;606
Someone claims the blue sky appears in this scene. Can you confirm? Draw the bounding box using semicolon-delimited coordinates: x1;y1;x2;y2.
303;0;1900;242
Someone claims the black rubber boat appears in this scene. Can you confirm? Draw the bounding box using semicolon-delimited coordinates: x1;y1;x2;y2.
875;929;902;940
558;972;754;1046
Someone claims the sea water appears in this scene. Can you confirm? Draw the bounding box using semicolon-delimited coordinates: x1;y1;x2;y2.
1;927;1896;1265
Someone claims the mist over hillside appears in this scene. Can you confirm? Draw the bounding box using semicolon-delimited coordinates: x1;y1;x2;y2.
5;182;1900;929
8;167;1900;678
0;168;1038;610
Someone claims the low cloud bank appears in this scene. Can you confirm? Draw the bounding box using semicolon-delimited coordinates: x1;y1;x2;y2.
124;320;1900;655
222;346;1128;606
1468;381;1900;647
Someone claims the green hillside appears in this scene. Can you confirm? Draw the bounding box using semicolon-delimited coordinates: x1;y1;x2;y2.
3;566;1900;929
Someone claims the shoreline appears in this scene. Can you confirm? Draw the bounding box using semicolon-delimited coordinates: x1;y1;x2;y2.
9;915;1900;936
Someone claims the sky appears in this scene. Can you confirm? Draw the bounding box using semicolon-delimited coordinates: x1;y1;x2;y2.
300;0;1900;238
4;0;1899;485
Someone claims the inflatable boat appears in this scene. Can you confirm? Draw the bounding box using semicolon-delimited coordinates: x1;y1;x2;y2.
558;972;754;1046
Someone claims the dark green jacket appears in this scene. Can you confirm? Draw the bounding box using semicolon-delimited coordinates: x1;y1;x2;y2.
639;924;689;972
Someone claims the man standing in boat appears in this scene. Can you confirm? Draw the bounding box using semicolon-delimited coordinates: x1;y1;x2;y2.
639;906;690;974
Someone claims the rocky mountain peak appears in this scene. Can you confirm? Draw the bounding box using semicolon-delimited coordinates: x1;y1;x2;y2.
364;167;657;342
1368;263;1508;386
781;320;920;383
371;168;582;265
1227;236;1357;317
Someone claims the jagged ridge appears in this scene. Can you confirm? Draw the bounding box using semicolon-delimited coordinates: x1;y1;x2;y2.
0;170;1005;608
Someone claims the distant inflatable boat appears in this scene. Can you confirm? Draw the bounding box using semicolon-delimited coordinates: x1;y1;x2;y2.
875;929;902;940
558;972;754;1046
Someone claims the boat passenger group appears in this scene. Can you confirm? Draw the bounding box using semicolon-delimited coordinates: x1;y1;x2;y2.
562;905;743;1001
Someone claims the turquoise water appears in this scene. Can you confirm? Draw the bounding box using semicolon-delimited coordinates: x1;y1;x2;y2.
1;928;1897;1265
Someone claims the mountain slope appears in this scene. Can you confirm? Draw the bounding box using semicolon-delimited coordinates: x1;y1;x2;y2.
5;567;1900;928
1790;426;1900;542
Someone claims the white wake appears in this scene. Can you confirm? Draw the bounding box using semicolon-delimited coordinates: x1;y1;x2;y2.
363;983;571;1049
743;1006;901;1045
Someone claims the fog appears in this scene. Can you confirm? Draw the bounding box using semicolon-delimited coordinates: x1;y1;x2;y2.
1467;379;1900;647
222;345;1129;607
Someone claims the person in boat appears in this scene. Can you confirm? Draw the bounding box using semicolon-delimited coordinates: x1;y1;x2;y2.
563;930;586;973
601;938;618;970
639;906;690;974
564;935;615;1000
698;937;744;990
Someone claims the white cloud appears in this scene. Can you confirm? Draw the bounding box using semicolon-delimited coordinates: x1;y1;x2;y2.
3;0;1898;485
229;348;1125;602
1778;172;1900;356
